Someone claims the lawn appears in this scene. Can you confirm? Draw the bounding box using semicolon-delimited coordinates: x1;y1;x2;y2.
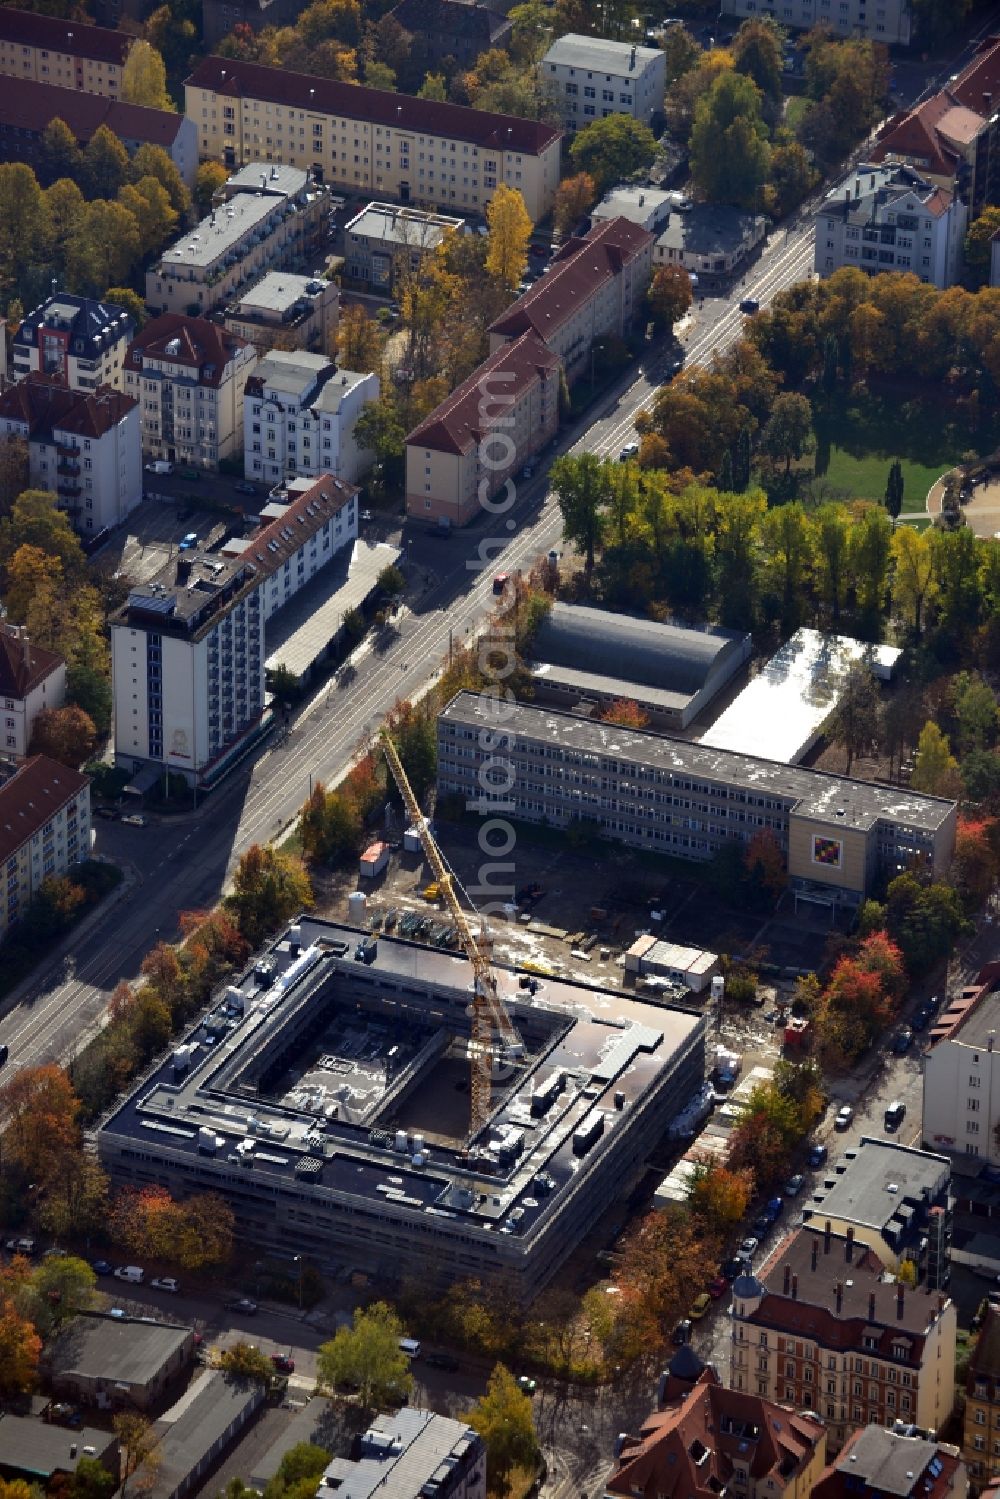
811;392;982;510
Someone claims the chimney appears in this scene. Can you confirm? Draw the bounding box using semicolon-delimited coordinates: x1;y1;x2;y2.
897;1284;905;1320
783;1264;791;1295
811;1237;818;1272
824;1220;832;1254
792;1274;798;1300
846;1227;855;1263
629;45;636;71
869;1291;876;1323
985;92;993;111
835;1282;843;1313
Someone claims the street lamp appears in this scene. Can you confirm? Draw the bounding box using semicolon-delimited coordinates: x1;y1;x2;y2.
293;1255;303;1311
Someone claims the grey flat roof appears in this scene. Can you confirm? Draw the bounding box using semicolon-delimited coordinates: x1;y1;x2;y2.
140;1369;263;1499
805;1137;950;1233
322;1410;478;1499
345;201;463;248
265;539;401;679
945;988;1000;1048
530;603;747;697
235;272;327;314
531;662;692;713
226;161;310;196
48;1314;191;1387
254;349;331;395
656;203;766;257
835;1426;940;1495
440;692;957;834
543;32;662;73
0;1415;116;1478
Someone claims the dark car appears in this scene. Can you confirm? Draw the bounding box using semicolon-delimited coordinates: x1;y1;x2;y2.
0;1044;7;1068
234;481;258;496
95;806;119;820
425;1351;460;1370
891;1028;913;1055
178;466;201;481
271;1353;295;1372
911;1008;931;1032
739;297;760;315
808;1143;828;1167
226;1297;258;1314
671;1318;693;1346
91;1260;113;1276
720;1258;743;1281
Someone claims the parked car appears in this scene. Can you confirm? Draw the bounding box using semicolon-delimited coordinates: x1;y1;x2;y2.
226;1297;258;1314
516;1375;537;1395
765;1196;784;1222
121;814;147;827
834;1105;854;1131
178;532;198;552
234;481;258;496
911;1008;932;1032
784;1174;805;1197
114;1265;144;1283
720;1258;742;1281
492;572;510;596
689;1292;712;1319
42;1247;67;1259
91;1260;112;1276
708;1276;728;1299
271;1353;295;1372
752;1214;771;1237
884;1100;906;1132
95;806;119;820
178;466;201;481
671;1318;693;1345
619;442;639;461
808;1143;828;1167
740;1236;759;1257
0;1044;7;1069
151;1277;179;1293
892;1028;913;1054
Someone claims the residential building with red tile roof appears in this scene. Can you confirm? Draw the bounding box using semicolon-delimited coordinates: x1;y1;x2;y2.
0;75;198;187
488;216;654;383
964;1304;1000;1487
812;1423;967;1499
184;55;562;224
0;754;90;940
606;1365;826;1499
405;331;559;528
815;162;968;289
0;624;67;759
0;375;141;537
0;7;133;97
124;313;256;471
730;1226;957;1454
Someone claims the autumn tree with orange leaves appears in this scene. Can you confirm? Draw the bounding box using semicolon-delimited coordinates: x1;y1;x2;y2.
609;1207;720;1362
111;1185;234;1270
599;699;651;729
0;1064;79;1184
951;815;1000;906
688;1160;755;1230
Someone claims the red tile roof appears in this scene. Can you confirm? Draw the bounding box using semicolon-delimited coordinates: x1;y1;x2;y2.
0;375;137;441
607;1368;825;1499
185;55;562;157
0;7;132;65
949;34;1000;116
406;331;560;456
870;94;969;178
489;216;654;342
241;474;357;578
127;314;251;389
0;755;88;866
0;625;63;701
0;75;188;149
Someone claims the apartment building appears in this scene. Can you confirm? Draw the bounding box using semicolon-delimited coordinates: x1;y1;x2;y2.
343;203;463;293
541;33;666;131
654;203;767;282
0;376;141;537
0;77;198;187
814;1424;968;1499
224;271;338;355
923;978;1000;1169
11;292;134;393
730;1227;957;1454
146;163;328;318
244;350;378;486
720;0;911;45
436;693;958;908
201;0;302;49
965;1306;1000;1488
0;7;133;97
321;1411;485;1499
801;1138;953;1290
0;624;66;758
405;331;560;527
387;0;512;67
607;1364;826;1499
488;217;654;384
111;474;357;785
184;56;562;224
816;163;967;290
124;314;256;471
0;755;90;940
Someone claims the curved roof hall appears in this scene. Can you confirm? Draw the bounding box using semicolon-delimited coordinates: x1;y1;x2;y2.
529;603;746;697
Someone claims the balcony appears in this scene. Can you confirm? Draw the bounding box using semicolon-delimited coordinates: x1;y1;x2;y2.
56;460;80;477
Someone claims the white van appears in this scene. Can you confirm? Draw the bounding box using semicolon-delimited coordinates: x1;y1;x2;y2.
398;1338;422;1359
114;1265;144;1283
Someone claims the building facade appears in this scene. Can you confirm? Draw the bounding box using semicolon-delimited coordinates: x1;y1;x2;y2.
0;376;141;536
224;271;338;355
244;351;378;487
184;56;562;224
730;1230;957;1455
0;755;90;940
201;0;304;50
323;1411;485;1499
816;164;967;289
0;624;66;758
541;33;666;131
124;314;256;471
111;474;357;785
0;7;133;97
45;1314;195;1411
343;202;463;292
813;1424;967;1499
146;163;328;318
405;330;560;528
436;693;958;907
488;216;654;384
387;0;512;67
654;203;767;281
923;981;1000;1170
0;77;198;186
12;293;134;393
720;0;911;45
965;1307;1000;1489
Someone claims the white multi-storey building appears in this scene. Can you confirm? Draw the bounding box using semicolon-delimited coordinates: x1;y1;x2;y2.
923;979;1000;1171
816;163;967;289
244;351;378;488
111;473;357;786
124;313;256;472
541;33;666;132
721;0;911;45
0;754;90;941
0;375;141;537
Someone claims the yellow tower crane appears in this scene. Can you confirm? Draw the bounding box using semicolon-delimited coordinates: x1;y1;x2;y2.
379;730;525;1139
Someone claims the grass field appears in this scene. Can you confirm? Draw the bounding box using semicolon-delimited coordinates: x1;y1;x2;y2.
811;393;975;510
818;446;953;508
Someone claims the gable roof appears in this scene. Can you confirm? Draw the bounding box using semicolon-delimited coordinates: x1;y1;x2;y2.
0;75;187;150
406;330;559;456
0;7;132;64
870;91;985;180
949;34;1000;115
388;0;510;44
0;755;88;866
127;314;251;388
0;374;136;440
488;216;653;341
186;55;561;157
0;625;63;700
812;1424;963;1499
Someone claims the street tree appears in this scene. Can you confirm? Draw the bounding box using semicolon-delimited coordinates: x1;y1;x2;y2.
464;1365;540;1497
317;1302;414;1407
688;1161;754;1227
0;1064;80;1185
568;114;657;193
226;844;314;945
122;40;173;110
19;1256;97;1334
827;663;880;773
550;452;609;571
646;264;693;333
485;184;532;290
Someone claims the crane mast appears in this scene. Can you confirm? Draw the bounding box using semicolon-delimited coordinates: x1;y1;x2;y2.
379;731;524;1138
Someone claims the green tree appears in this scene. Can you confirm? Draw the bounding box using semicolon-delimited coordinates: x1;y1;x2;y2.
118;175;178;257
39;118;83;184
19;1256;97;1333
507;0;551;61
66;200;142;294
129;143;191;216
850;504;892;622
317;1302;414;1407
689;70;771;209
121;39;173;110
44;177;86;280
813;501;850;621
366;60;397;90
954;672;998;756
663;23;700;86
768;136;816;217
963;205;1000;289
219;1341;274;1380
226;844;314;945
732;17;784;109
417;73;447;101
759;501;814;624
760;390;813;473
464;1364;540;1497
827;663;880;773
911;720;961;797
104;286;147;331
71;1456;116;1499
354;395;405;490
891;525;937;637
885;873;969;971
195;160;229;213
265;1444;332;1499
0;487;85;579
550;452;608;571
884;458;904;521
568;114;657;193
646;263;693;333
485;183;532;290
0;164;49;299
82;125;129;200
